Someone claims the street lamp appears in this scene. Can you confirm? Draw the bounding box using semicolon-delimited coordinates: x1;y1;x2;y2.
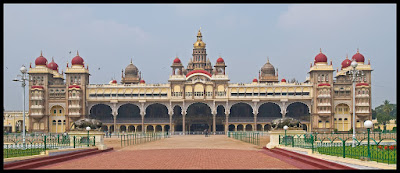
86;126;91;147
364;120;373;160
348;60;365;147
12;65;28;147
283;125;289;146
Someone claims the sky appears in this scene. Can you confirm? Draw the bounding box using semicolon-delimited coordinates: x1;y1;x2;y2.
3;4;396;111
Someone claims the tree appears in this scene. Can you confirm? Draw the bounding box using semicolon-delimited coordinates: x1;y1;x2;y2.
376;100;395;131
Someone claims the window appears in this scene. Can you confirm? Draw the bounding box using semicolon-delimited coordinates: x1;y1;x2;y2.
58;120;62;125
59;110;62;114
339;118;342;121
54;110;57;114
344;118;348;121
63;120;66;125
52;120;56;125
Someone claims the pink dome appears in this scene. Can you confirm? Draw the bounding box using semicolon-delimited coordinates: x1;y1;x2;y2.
253;78;258;82
71;51;84;66
47;58;58;71
314;52;327;64
140;79;145;84
281;78;286;82
35;52;47;66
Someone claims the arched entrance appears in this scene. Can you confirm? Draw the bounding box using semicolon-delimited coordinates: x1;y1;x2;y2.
286;102;310;132
334;103;351;131
89;104;113;131
229;124;235;131
215;105;226;132
49;105;65;133
173;105;182;132
145;103;169;124
186;103;212;133
229;103;254;124
117;104;141;129
257;102;282;123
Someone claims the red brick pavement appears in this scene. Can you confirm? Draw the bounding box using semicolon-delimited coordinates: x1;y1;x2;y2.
35;149;300;170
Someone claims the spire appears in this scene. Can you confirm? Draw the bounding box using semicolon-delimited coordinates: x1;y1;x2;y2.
330;60;332;65
267;56;269;63
368;59;370;65
197;27;202;40
310;62;312;68
357;48;359;53
52;57;54;62
276;68;278;77
30;62;32;68
87;64;89;70
320;48;322;53
130;58;133;64
121;69;124;78
77;50;79;56
40;50;43;56
67;62;69;68
346;53;348;59
337;68;338;72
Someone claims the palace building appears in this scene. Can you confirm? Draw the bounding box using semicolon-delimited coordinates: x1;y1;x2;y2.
26;29;373;134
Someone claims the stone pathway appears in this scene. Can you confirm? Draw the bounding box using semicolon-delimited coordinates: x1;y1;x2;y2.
34;135;328;169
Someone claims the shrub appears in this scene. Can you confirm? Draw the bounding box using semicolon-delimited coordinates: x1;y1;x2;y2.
384;146;389;150
378;145;383;149
389;145;394;150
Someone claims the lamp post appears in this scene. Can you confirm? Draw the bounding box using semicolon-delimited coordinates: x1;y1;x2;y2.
86;126;91;147
12;65;28;147
283;125;288;146
364;120;373;160
348;60;364;147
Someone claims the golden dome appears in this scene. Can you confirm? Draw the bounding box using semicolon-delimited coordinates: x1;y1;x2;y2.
193;28;206;48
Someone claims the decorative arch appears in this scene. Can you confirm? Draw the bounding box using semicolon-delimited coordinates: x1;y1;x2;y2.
117;103;141;123
89;104;113;123
257;102;282;122
145;103;169;124
286;102;310;122
285;101;311;114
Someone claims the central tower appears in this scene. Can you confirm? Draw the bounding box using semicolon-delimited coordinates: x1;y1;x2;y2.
191;28;208;72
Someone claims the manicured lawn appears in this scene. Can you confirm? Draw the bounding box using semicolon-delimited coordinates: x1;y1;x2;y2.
316;145;397;164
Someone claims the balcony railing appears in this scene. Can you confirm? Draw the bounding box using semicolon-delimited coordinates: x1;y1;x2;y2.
228;117;254;123
31;105;44;109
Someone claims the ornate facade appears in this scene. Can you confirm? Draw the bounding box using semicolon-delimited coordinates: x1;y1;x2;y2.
26;29;373;134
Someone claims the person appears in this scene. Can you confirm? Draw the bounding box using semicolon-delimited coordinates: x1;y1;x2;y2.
204;129;207;137
208;129;211;136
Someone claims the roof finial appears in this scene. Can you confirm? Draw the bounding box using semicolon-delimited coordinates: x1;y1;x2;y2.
320;48;322;53
52;57;54;62
276;68;278;77
357;48;359;53
40;50;43;56
330;60;332;65
267;56;269;63
368;59;370;65
30;62;32;68
67;62;69;68
131;58;132;64
87;64;89;70
77;50;80;56
346;53;348;59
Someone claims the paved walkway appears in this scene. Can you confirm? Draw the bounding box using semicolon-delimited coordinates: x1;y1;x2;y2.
33;135;348;170
35;135;301;169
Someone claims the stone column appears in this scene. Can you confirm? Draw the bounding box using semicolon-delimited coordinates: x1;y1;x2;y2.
134;125;137;133
169;112;173;134
235;124;237;131
113;112;117;133
225;110;230;134
212;113;216;135
162;125;165;133
182;111;186;135
141;112;145;133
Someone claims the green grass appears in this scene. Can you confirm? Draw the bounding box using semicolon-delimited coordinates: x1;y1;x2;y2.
3;148;56;158
316;145;397;164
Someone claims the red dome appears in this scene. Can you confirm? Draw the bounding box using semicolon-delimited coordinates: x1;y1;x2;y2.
352;50;365;63
356;83;369;87
281;78;286;82
318;83;331;87
173;57;181;63
71;51;84;66
47;59;58;71
314;52;327;64
217;57;224;63
35;55;47;66
111;80;117;84
341;58;352;69
186;69;212;77
140;79;145;84
252;78;258;82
